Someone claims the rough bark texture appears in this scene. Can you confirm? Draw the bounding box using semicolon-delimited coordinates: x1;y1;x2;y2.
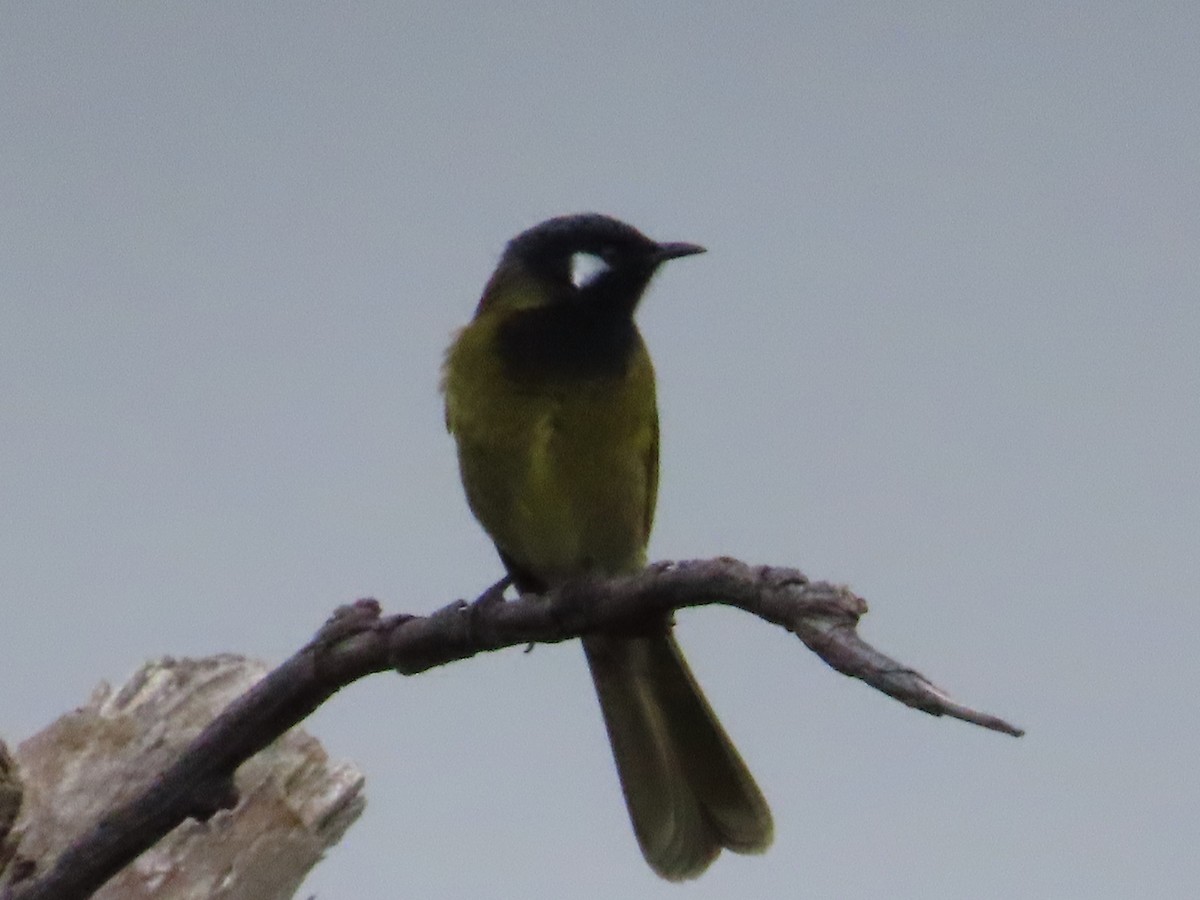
0;743;21;879
2;656;363;900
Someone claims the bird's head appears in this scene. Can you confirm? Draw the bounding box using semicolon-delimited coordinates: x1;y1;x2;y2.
478;213;705;318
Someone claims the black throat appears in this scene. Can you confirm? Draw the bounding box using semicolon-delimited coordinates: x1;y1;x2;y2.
495;302;640;382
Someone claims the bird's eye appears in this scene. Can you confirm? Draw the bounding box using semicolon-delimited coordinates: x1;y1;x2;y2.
570;252;610;289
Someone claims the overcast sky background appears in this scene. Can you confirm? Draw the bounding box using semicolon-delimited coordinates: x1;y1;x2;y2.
3;3;1197;898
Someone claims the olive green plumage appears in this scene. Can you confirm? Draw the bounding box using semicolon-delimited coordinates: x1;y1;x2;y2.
442;213;772;880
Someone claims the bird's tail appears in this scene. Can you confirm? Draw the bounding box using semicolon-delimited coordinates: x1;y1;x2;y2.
582;630;773;880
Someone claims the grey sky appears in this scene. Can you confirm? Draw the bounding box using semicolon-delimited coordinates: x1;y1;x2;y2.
3;3;1197;898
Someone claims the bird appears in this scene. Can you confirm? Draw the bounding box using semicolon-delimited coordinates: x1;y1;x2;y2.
441;213;772;880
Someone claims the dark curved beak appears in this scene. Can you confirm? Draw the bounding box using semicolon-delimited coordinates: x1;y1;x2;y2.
653;241;707;262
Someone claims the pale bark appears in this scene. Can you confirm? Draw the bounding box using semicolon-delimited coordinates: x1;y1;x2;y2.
2;656;363;900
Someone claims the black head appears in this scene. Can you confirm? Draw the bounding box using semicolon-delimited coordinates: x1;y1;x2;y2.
487;214;704;379
501;213;705;316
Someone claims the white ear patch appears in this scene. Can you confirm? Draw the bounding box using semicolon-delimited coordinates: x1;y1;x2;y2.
570;251;610;289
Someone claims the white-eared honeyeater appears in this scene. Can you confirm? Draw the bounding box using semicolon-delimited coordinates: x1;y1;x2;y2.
442;213;772;880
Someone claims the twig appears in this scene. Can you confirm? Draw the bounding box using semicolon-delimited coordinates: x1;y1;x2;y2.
1;558;1022;900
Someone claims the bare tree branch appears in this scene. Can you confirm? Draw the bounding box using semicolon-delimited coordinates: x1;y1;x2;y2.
1;657;363;900
1;558;1022;900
